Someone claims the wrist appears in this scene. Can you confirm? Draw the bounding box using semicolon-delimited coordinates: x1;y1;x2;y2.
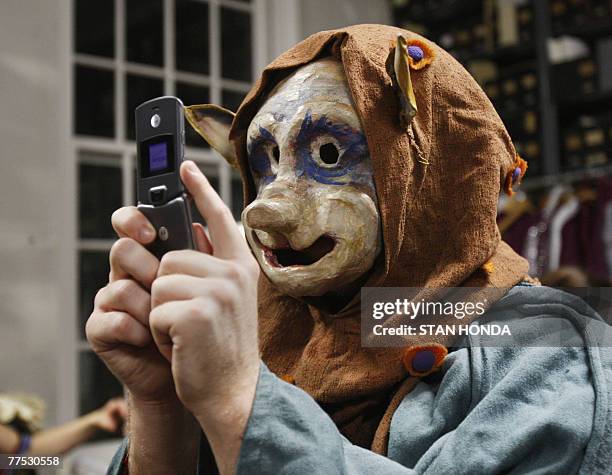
82;411;102;431
128;393;199;475
192;363;259;431
195;389;255;437
192;364;260;475
129;392;184;414
129;392;198;436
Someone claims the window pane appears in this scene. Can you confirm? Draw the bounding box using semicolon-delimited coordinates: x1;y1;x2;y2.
177;82;210;148
222;89;246;113
176;0;210;74
75;0;114;57
79;351;123;427
75;66;115;137
126;74;164;140
231;174;244;221
190;164;219;224
78;251;110;339
79;161;123;239
221;7;252;82
126;0;164;66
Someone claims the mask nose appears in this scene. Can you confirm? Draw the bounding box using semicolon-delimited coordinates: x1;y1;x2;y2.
243;193;300;234
243;181;302;235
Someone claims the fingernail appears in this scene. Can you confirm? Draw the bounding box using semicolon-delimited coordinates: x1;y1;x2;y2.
140;227;155;241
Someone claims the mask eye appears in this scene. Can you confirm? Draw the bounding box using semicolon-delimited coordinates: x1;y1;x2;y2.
319;143;339;165
271;145;280;163
247;135;279;178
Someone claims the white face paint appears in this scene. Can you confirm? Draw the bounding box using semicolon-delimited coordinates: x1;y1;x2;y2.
242;58;382;298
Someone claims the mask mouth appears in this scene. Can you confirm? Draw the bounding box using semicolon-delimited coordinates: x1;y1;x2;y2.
253;233;336;268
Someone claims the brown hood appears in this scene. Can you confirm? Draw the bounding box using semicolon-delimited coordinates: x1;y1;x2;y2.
229;24;529;448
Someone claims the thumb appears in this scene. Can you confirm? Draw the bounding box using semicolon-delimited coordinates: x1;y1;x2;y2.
180;160;245;259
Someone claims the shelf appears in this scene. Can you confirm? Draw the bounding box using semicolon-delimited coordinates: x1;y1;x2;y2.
460;43;535;64
393;1;612;183
553;18;612;40
395;0;481;25
557;90;612;113
521;164;612;190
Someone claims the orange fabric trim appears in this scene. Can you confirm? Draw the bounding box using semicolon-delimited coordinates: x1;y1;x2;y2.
407;39;435;70
504;155;528;196
522;274;541;286
371;377;419;454
401;343;448;377
280;374;295;384
482;260;495;274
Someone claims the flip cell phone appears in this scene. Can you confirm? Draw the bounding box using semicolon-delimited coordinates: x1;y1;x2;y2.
136;96;195;259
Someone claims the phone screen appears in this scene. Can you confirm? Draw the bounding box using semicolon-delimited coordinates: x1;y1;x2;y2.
149;142;168;173
139;135;175;177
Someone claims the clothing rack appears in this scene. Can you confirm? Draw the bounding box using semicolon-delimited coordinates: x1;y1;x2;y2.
520;164;612;191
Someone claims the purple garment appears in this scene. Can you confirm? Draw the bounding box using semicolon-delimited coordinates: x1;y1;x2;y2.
559;214;582;268
501;178;612;282
498;211;541;255
585;178;612;281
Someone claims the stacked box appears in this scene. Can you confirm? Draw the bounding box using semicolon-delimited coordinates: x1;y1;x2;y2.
553;57;599;102
550;0;612;33
561;114;610;169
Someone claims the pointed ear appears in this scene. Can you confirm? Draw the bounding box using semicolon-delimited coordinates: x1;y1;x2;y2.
184;104;238;169
387;35;418;129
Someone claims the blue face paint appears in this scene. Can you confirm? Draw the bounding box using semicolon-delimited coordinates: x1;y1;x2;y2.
293;111;371;187
247;126;277;186
247;110;374;190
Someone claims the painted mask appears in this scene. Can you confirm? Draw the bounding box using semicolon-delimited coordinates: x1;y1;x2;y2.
186;58;382;299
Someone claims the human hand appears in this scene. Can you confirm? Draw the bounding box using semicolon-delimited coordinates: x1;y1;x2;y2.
86;205;206;405
149;161;261;426
85;203;207;474
85;206;171;404
88;398;127;433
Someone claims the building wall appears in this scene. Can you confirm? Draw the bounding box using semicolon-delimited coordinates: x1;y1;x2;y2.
299;0;391;39
0;0;390;427
265;0;391;61
0;0;73;425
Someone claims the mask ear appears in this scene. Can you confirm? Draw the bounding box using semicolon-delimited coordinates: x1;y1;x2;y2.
387;35;418;129
184;104;238;169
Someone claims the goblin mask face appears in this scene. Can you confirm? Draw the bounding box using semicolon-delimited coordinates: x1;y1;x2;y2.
186;58;382;299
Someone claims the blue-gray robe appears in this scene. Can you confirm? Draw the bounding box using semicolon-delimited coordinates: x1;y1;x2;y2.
107;286;612;474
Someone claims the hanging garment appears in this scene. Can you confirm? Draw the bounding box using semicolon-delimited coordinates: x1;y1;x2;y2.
548;195;580;273
523;185;568;276
587;178;612;282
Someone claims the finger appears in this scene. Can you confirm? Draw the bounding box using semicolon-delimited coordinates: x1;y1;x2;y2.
95;280;151;326
109;238;159;289
116;400;128;419
157;249;232;279
149;297;220;362
148;301;179;362
180;161;246;259
105;399;128;421
106;398;124;410
151;274;228;307
86;310;152;351
111;206;156;244
151;274;199;307
193;222;213;254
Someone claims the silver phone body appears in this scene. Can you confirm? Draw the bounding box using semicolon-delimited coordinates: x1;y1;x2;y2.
135;96;195;259
137;195;195;259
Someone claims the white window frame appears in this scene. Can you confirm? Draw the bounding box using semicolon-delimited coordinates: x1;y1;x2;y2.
60;0;271;422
